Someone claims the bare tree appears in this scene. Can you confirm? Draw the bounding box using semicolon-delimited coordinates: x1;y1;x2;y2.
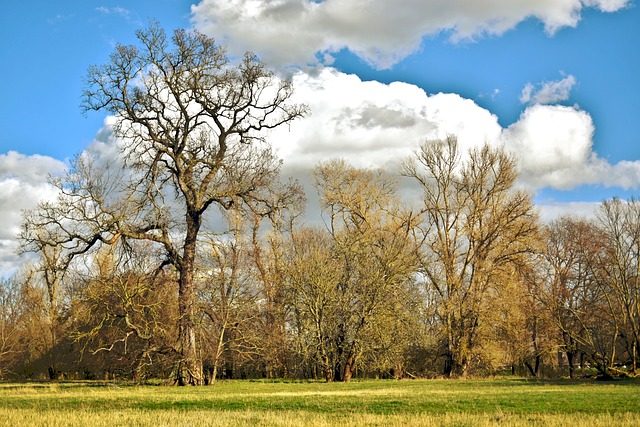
21;22;306;385
19;244;69;379
245;179;306;379
282;227;343;381
403;136;539;377
595;198;640;375
537;217;603;377
311;160;418;381
72;243;177;382
0;277;23;379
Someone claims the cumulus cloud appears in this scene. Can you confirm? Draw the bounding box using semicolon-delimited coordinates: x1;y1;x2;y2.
520;74;577;105
266;69;640;196
269;68;502;175
501;104;602;189
191;0;630;69
4;65;638;273
0;152;66;276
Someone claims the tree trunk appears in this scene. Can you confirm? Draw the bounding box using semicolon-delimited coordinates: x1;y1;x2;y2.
343;349;355;382
443;352;453;377
334;325;346;382
525;355;541;378
633;340;638;376
567;351;575;379
208;320;227;385
176;214;203;386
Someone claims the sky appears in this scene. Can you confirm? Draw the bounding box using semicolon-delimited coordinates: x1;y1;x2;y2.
1;0;639;275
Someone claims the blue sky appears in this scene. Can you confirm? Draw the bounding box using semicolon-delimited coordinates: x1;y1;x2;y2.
0;0;639;274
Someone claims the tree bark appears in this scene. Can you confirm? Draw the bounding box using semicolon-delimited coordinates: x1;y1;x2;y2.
343;349;355;382
176;213;203;386
567;350;575;379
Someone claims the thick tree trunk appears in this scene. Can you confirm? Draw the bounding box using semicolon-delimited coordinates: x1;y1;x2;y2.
444;333;468;377
343;350;355;382
176;214;203;386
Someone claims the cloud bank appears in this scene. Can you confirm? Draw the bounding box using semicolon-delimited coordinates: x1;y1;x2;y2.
3;0;634;274
192;0;629;69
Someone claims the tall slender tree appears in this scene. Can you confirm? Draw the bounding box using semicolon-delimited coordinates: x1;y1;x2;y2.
404;136;539;376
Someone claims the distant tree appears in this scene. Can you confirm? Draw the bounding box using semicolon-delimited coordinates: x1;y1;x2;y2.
245;179;306;379
537;217;603;377
0;277;23;379
20;22;306;385
282;227;343;381
515;254;557;378
197;238;264;383
19;243;69;379
403;136;539;377
595;198;640;375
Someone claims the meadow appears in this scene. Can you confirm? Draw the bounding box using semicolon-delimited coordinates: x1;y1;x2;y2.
1;378;639;426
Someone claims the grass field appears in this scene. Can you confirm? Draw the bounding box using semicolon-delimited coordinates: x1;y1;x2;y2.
1;378;639;426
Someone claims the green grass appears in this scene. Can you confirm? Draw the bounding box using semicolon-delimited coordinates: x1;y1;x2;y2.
1;378;639;426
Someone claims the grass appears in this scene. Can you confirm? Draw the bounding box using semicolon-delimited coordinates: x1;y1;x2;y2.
1;378;639;426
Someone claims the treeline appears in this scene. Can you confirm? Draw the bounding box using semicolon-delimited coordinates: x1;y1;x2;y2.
2;23;639;384
2;136;640;382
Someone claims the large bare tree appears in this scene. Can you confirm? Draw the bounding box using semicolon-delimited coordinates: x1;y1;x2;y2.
21;22;306;385
404;136;539;377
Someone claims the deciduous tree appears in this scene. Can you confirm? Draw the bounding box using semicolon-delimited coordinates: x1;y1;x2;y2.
310;160;418;381
403;136;539;376
21;22;306;385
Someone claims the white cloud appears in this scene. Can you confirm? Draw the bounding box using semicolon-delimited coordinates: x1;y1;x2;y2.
270;68;502;175
0;152;66;277
520;74;577;105
536;201;600;222
191;0;630;69
0;151;65;186
501;104;600;189
268;69;640;196
4;64;638;274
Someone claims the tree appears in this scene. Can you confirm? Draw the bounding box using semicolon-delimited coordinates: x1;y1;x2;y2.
282;227;343;381
21;22;306;385
308;160;418;381
537;217;604;377
595;198;640;375
0;277;23;379
514;253;557;378
403;136;539;377
244;179;306;379
72;243;178;382
21;244;69;379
